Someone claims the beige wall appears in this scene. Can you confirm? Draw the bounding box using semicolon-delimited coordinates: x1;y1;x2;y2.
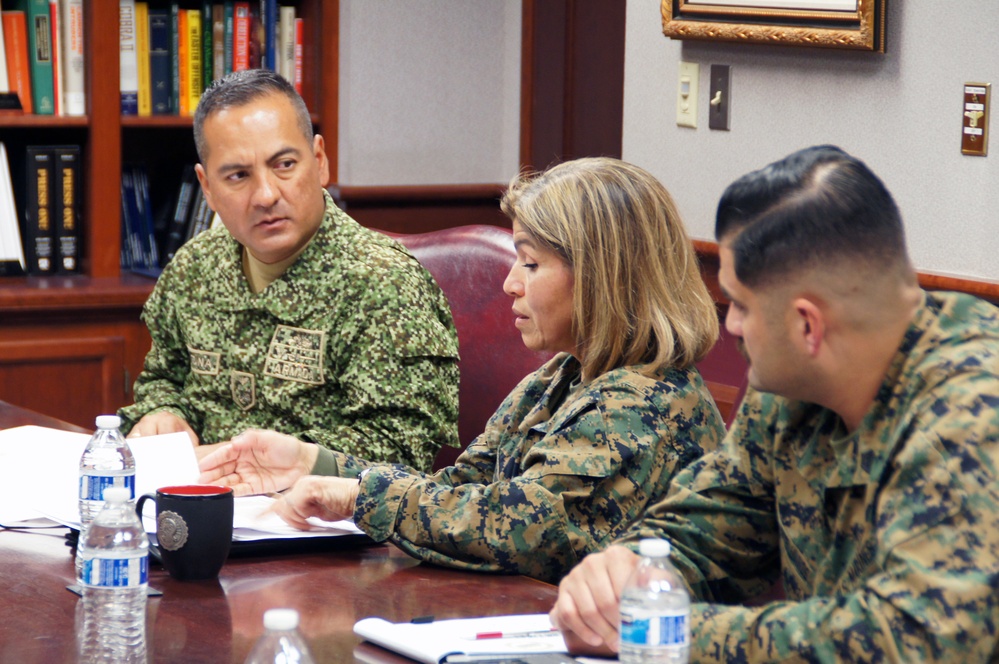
338;0;522;186
624;1;999;281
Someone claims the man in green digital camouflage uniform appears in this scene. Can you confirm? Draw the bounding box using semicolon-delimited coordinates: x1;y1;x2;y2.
119;69;459;471
551;145;999;662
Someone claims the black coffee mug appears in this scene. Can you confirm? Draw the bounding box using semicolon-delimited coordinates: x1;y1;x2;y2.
136;485;234;581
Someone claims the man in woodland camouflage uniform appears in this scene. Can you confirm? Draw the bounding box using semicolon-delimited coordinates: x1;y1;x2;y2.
551;145;999;662
119;69;459;471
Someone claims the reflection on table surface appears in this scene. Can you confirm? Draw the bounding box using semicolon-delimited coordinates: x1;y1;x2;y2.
0;398;558;663
0;502;558;663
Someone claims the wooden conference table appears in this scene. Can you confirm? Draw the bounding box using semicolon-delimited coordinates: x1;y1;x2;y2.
0;400;560;663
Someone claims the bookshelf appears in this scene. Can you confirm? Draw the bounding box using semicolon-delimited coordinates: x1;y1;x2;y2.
0;0;338;428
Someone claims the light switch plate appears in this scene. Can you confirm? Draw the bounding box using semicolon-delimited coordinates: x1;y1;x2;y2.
961;82;990;156
676;62;699;128
709;65;731;131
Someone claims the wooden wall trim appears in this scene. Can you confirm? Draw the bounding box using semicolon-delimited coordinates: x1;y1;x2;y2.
333;183;506;204
331;184;509;234
693;240;999;305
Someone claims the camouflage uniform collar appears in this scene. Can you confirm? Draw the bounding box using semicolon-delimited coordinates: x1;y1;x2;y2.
519;354;694;436
820;290;935;489
214;190;339;318
520;354;582;434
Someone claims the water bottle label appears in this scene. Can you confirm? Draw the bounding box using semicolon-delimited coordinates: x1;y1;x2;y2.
620;613;689;648
81;554;149;588
79;473;136;501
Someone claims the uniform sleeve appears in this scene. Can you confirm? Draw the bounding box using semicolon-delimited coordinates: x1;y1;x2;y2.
617;393;782;605
655;379;999;663
303;259;460;473
353;379;722;584
118;265;201;435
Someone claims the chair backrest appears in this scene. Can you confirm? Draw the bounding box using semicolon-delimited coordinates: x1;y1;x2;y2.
695;322;749;427
378;225;553;469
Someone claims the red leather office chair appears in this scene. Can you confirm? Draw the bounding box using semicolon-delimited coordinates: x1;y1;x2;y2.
379;225;553;470
695;323;749;427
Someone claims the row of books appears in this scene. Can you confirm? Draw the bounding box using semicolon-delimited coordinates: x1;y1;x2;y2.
121;0;304;117
121;164;218;276
0;0;85;116
0;148;217;278
0;142;81;276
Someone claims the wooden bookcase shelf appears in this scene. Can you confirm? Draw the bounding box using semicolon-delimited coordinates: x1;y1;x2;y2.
0;0;338;428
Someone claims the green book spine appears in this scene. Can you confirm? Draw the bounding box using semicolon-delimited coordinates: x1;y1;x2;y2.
201;1;212;90
223;0;233;75
23;0;55;114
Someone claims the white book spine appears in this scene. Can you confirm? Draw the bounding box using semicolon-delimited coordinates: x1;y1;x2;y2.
0;143;26;268
0;0;9;92
278;5;294;83
119;0;139;114
61;0;85;115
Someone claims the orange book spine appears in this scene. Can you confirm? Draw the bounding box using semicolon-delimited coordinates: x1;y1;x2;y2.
177;8;189;116
2;11;32;113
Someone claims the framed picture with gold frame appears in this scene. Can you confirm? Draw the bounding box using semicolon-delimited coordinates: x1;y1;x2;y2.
661;0;886;52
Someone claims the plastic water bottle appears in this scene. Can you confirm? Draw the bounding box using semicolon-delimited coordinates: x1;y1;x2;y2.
619;539;691;664
76;487;149;663
79;414;136;530
244;608;316;664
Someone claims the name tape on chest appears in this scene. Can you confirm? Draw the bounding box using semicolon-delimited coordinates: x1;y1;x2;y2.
264;325;327;385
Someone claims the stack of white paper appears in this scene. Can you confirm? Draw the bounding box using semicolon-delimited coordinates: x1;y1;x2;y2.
0;425;361;540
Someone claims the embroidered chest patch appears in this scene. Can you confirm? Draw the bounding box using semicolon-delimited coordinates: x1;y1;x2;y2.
189;347;221;375
230;371;256;411
264;325;326;385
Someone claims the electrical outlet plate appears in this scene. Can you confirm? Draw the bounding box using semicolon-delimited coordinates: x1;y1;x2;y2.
676;62;699;128
962;82;990;156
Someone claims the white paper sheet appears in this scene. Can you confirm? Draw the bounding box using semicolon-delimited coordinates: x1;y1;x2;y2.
0;425;361;539
354;614;567;664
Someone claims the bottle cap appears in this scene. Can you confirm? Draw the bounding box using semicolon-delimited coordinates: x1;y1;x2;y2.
638;538;671;557
263;608;300;631
102;487;130;503
95;415;122;429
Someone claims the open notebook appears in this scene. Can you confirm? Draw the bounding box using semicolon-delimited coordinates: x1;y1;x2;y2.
354;614;569;664
0;425;364;543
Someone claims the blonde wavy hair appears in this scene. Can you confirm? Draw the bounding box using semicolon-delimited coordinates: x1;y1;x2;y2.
501;157;718;380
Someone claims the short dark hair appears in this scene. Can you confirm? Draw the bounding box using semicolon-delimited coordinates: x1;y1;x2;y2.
715;145;909;288
193;69;313;162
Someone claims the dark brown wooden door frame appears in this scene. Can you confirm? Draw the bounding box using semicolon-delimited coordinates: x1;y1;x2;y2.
520;0;627;171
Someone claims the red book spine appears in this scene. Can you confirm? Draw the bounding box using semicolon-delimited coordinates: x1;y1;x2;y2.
292;17;302;95
233;2;249;71
48;0;60;115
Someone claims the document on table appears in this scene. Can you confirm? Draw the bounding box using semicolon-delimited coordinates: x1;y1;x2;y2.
354;614;568;664
0;425;362;540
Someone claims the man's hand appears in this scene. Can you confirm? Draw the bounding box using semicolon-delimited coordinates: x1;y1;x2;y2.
197;429;318;496
271;476;359;530
549;545;639;654
128;412;199;446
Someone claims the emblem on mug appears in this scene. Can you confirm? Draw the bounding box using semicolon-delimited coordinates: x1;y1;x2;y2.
157;510;190;551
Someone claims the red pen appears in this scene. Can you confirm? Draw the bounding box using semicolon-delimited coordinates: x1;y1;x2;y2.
474;628;559;640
